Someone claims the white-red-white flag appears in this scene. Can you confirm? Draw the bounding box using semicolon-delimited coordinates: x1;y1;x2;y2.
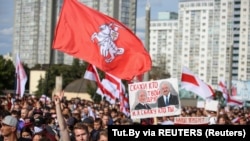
15;53;27;98
96;79;117;104
218;78;228;100
84;64;130;114
84;64;104;97
218;78;243;106
96;72;130;116
84;64;101;82
96;73;120;104
181;66;214;100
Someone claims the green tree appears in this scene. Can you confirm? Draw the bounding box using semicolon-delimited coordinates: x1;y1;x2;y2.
0;56;15;91
35;59;87;97
149;66;171;80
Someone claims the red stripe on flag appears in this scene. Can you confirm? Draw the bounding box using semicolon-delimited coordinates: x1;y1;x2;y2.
181;73;199;86
207;85;215;97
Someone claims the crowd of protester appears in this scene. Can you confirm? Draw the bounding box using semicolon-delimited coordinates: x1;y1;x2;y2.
0;92;249;141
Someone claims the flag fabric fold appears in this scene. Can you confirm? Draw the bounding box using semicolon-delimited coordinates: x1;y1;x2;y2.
218;78;243;106
83;64;103;98
84;64;101;82
181;66;214;100
15;54;27;98
218;78;228;100
53;0;151;80
84;64;130;116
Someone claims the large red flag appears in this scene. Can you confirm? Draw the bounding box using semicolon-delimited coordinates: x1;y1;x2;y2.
53;0;152;80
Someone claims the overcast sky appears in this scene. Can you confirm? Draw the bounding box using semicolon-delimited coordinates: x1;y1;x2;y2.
0;0;179;55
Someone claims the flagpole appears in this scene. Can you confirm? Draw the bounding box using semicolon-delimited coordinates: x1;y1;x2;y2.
228;44;233;96
14;71;17;101
143;0;150;82
43;0;57;108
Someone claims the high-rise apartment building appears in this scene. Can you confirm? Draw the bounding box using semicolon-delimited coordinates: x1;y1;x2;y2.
79;0;137;32
150;12;179;78
12;0;60;68
12;0;137;67
150;0;250;87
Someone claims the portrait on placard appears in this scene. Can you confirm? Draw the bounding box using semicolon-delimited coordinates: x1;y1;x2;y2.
128;78;181;119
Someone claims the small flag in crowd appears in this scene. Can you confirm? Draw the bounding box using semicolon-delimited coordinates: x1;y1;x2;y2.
53;0;152;80
181;66;214;100
84;64;129;116
15;53;27;98
218;78;243;106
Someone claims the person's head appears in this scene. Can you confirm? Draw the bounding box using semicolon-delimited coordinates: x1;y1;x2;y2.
0;115;18;137
113;118;121;125
21;108;29;119
159;81;172;96
21;126;33;139
82;106;89;115
103;107;109;115
94;118;102;130
217;114;231;125
98;110;104;118
137;89;147;103
97;129;108;141
110;108;118;118
102;114;110;127
32;133;42;141
72;109;81;120
73;122;89;141
82;117;94;131
239;117;247;125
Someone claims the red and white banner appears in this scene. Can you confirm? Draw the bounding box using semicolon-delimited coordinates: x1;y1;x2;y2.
84;64;101;82
96;74;117;104
15;54;27;98
218;78;243;106
174;117;210;125
84;64;104;97
84;64;129;114
181;66;214;100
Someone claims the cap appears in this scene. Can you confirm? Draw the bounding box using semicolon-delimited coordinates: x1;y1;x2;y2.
82;117;94;125
2;115;18;127
67;117;77;126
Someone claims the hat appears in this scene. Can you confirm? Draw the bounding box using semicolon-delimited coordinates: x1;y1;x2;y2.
67;117;77;126
2;115;18;127
82;117;94;125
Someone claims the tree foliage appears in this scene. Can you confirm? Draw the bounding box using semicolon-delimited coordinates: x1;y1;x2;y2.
0;56;15;91
0;55;30;93
149;66;171;80
35;59;87;97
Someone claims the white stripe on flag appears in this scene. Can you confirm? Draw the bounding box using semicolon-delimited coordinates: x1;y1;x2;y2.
15;53;27;98
181;66;214;100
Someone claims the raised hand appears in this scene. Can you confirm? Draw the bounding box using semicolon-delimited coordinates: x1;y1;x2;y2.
54;90;64;105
